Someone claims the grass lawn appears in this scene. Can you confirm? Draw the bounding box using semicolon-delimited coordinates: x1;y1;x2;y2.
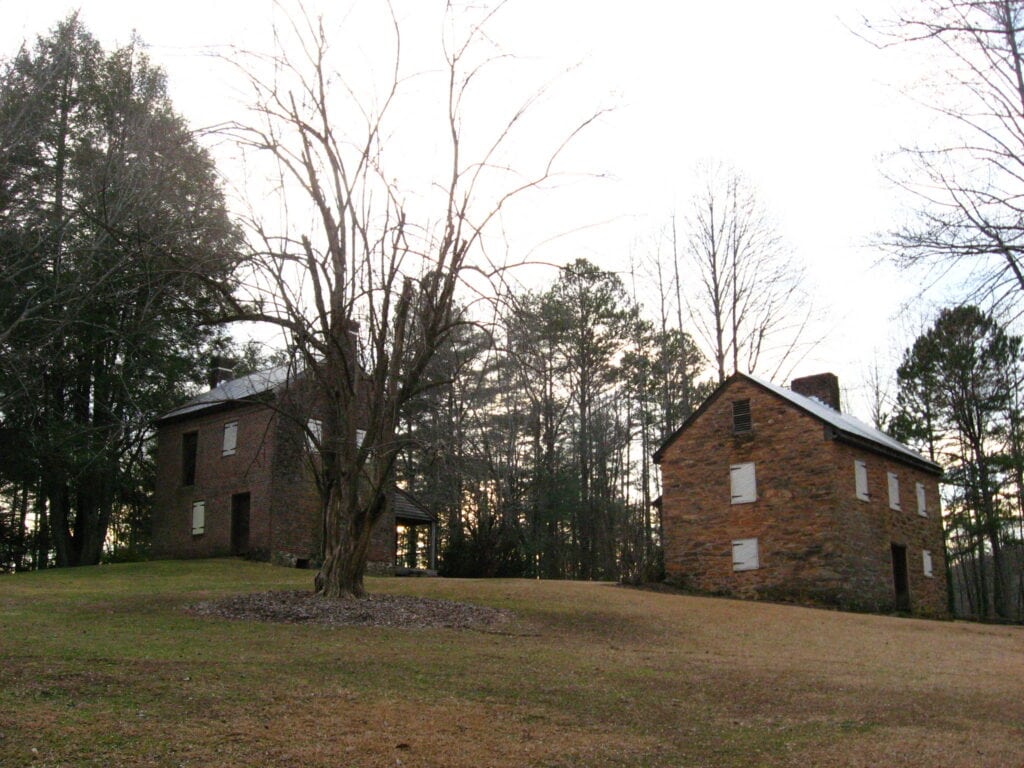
1;560;1022;767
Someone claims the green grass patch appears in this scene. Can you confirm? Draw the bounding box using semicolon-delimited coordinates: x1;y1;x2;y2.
1;559;1022;767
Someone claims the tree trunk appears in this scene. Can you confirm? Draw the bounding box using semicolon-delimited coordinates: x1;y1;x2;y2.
317;494;376;598
49;481;75;567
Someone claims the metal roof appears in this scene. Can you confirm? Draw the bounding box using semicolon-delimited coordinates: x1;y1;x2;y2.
655;372;941;474
393;488;435;523
749;375;939;472
156;365;293;423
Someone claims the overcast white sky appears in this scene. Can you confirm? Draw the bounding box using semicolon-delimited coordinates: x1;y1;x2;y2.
1;0;944;419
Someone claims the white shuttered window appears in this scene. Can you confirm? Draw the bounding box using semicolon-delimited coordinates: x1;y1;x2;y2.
922;549;934;578
191;500;205;535
854;461;869;501
306;419;322;451
888;472;901;510
730;463;757;504
916;483;927;516
732;538;760;571
222;421;238;456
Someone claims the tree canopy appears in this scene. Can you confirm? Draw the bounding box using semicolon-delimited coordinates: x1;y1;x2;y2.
0;15;240;568
893;305;1024;618
875;1;1024;313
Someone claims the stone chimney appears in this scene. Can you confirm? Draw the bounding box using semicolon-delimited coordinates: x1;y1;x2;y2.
790;372;840;412
208;356;235;390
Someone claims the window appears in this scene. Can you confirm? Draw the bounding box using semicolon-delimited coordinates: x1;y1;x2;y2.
355;429;366;448
730;463;757;504
732;399;752;433
887;472;901;511
854;460;869;501
916;483;927;516
306;419;322;451
191;500;206;536
732;538;759;571
182;432;198;487
222;421;238;457
922;549;934;578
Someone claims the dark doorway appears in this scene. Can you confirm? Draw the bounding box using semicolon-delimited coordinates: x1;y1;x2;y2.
891;543;910;611
231;493;251;556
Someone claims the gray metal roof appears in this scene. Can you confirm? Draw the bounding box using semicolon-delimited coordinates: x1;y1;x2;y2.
746;374;941;473
157;365;293;423
654;372;941;475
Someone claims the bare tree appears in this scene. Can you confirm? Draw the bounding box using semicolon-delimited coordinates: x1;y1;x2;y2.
862;359;894;432
868;1;1024;314
683;161;810;383
220;3;602;598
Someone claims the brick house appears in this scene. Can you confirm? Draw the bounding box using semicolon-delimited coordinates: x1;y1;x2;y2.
150;366;436;571
654;372;947;615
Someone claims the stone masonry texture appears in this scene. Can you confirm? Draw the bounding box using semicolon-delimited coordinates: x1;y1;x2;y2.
657;378;948;616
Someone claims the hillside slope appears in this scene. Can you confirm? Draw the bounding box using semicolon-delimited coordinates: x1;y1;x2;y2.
1;560;1021;767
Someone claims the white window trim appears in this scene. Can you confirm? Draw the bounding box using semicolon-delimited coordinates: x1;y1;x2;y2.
887;472;901;511
732;538;760;571
730;462;757;505
222;421;238;457
922;549;934;578
854;461;869;501
916;482;928;517
191;500;206;536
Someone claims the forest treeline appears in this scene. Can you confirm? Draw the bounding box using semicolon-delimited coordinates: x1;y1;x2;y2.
891;307;1024;620
396;259;710;582
4;6;1024;620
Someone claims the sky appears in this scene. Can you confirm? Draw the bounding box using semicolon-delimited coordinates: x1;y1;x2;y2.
0;0;942;420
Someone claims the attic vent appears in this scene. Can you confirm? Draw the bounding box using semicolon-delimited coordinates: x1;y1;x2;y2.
732;399;752;433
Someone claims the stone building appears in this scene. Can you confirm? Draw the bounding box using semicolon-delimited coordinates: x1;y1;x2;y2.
654;372;947;615
150;366;436;571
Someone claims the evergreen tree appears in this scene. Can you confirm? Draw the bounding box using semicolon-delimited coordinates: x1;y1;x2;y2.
893;305;1023;618
0;16;239;566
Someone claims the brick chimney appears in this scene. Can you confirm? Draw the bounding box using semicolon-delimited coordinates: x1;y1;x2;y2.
208;356;235;390
790;372;840;412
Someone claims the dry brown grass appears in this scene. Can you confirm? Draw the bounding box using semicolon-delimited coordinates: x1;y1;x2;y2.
1;560;1021;767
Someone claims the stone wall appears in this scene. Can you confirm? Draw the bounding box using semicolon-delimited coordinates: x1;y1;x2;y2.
829;441;947;615
658;378;947;615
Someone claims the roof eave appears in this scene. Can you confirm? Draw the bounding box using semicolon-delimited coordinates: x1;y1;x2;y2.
154;390;277;427
653;373;940;476
830;429;943;477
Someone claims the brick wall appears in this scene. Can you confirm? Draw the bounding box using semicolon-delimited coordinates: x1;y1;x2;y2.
266;411;396;568
267;412;322;562
152;400;398;570
658;378;947;615
151;403;275;559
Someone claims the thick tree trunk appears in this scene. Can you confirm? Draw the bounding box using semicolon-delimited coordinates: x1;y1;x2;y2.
14;484;30;571
315;445;390;598
317;529;372;598
316;492;374;598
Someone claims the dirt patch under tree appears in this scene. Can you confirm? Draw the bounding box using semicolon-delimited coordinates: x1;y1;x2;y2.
187;590;512;629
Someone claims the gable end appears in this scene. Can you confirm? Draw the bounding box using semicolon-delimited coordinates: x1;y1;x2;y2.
654;373;940;476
